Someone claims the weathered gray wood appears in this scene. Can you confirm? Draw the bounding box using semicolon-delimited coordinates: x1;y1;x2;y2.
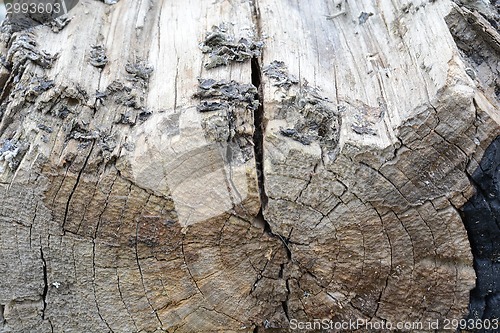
0;0;498;332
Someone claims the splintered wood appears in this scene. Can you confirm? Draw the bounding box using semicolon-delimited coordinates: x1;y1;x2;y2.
0;0;499;332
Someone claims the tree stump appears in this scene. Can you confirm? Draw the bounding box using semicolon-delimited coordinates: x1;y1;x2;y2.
0;0;499;332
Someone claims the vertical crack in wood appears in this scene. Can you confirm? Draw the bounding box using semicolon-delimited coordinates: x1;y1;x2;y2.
181;234;205;297
134;195;164;328
279;263;291;322
116;273;139;331
91;238;114;333
250;0;262;42
373;206;391;319
0;304;5;326
251;0;292;325
61;141;95;234
250;0;272;230
251;57;267;211
40;241;48;320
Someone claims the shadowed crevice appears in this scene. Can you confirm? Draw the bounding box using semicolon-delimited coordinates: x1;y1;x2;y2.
40;243;48;320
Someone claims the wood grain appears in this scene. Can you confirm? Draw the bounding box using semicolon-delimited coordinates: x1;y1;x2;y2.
0;0;499;332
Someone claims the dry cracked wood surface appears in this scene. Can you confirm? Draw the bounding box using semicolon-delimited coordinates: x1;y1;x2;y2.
0;0;499;332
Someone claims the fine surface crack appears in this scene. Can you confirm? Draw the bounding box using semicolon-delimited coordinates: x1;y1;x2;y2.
134;196;164;328
62;141;95;233
40;241;48;320
91;239;114;333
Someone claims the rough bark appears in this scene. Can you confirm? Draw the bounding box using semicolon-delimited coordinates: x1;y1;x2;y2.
0;0;498;332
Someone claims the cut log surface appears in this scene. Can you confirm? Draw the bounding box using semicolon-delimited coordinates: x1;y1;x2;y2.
0;0;498;332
